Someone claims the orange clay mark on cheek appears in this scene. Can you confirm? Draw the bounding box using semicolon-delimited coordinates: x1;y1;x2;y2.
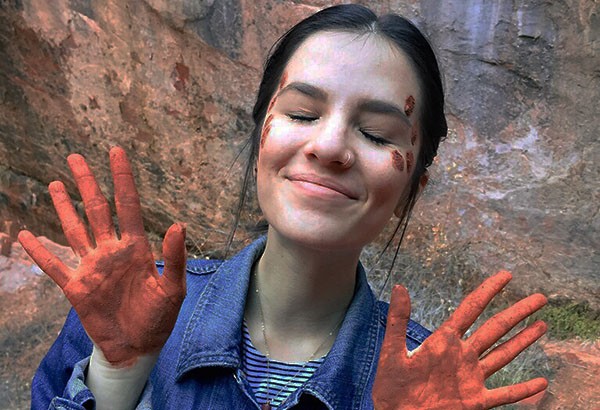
406;151;414;173
404;95;416;117
391;150;405;172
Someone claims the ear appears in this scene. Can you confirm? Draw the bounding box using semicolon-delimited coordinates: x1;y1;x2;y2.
394;170;429;218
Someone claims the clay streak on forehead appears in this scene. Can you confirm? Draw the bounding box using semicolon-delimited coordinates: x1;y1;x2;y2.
265;71;288;116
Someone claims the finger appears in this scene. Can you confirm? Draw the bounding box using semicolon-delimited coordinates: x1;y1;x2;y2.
480;320;547;378
485;377;548;408
109;146;145;238
17;230;71;289
48;181;93;257
67;153;116;242
442;270;512;336
161;223;187;295
469;293;547;354
381;284;410;354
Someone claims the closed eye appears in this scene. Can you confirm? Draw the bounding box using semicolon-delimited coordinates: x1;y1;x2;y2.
360;130;389;146
287;113;319;122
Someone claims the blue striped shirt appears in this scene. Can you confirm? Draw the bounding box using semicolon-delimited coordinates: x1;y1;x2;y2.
241;322;325;408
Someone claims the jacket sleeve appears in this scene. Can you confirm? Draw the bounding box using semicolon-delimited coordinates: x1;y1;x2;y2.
31;308;94;410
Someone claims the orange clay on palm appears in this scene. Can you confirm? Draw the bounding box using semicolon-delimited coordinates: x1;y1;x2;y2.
18;147;187;367
373;271;548;409
391;150;405;172
404;95;416;117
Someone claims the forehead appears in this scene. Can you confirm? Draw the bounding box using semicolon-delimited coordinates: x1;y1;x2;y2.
284;31;420;104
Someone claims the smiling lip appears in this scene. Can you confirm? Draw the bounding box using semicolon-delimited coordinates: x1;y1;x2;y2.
287;173;358;199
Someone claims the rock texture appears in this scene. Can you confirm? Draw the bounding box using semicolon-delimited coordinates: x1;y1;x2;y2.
0;0;598;306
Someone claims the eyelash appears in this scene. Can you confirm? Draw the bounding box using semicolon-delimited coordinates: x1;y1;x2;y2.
360;130;388;145
287;114;390;146
287;113;318;122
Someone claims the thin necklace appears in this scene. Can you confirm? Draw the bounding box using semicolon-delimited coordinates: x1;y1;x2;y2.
254;270;342;410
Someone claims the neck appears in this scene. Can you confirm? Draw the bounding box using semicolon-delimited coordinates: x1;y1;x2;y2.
245;229;360;362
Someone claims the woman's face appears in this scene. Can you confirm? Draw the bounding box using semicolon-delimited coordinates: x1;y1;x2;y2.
257;31;423;252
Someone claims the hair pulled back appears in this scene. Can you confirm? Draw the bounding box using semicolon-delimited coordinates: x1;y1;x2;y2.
232;4;447;250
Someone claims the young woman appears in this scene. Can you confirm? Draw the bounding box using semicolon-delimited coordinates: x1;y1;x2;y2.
21;4;548;410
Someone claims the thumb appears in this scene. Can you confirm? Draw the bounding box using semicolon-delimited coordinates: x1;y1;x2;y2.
382;284;411;354
161;223;187;294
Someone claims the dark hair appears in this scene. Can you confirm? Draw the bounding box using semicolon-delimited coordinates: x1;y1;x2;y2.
228;4;447;274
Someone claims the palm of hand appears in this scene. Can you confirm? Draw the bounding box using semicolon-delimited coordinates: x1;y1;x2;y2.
373;272;549;410
378;327;485;409
66;238;181;364
18;147;186;366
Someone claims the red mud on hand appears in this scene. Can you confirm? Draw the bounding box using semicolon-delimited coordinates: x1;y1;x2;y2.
17;147;187;367
372;271;548;410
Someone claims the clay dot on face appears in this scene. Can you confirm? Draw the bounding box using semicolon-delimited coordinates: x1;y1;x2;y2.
411;125;418;146
404;95;416;117
391;150;405;172
406;151;414;173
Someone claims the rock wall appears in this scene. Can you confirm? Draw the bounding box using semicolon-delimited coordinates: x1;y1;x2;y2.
0;0;598;305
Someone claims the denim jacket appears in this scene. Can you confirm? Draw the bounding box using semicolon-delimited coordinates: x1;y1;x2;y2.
31;237;431;410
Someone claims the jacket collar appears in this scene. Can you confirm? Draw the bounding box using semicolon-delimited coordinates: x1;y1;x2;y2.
175;236;266;376
175;236;382;409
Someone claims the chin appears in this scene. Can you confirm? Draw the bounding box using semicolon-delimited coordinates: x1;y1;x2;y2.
267;219;376;254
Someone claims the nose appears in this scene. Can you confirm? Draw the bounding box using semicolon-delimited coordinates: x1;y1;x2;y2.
303;115;355;169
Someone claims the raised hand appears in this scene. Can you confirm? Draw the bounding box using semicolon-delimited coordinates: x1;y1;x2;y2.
18;147;187;367
373;271;548;410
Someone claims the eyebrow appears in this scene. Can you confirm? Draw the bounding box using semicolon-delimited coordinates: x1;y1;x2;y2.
357;99;411;126
277;81;411;126
277;81;328;101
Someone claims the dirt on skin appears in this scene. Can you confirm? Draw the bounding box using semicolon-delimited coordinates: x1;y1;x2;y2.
0;234;598;410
